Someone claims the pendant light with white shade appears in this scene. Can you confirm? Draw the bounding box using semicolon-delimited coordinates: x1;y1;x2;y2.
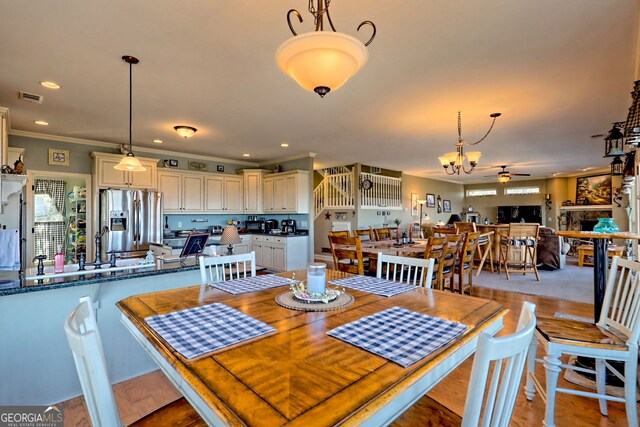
114;55;146;172
276;0;376;98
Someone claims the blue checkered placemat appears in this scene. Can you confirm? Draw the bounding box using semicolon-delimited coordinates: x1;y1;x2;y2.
326;306;468;368
145;303;275;360
328;275;416;297
208;274;292;295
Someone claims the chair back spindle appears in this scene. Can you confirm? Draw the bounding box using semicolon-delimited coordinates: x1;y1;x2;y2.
376;253;435;288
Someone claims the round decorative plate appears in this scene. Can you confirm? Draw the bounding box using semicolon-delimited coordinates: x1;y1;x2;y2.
293;289;340;303
275;291;354;312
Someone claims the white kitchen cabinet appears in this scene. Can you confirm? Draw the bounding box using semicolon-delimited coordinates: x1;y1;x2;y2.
233;235;252;255
158;170;204;213
205;176;243;214
237;169;269;214
91;152;158;190
252;234;308;271
262;170;309;213
263;177;274;212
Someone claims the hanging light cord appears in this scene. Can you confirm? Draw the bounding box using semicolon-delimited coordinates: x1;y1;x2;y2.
128;59;133;156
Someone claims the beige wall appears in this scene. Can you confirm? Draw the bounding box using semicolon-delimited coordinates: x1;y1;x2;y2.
463;179;550;225
312;173;464;253
464;174;630;231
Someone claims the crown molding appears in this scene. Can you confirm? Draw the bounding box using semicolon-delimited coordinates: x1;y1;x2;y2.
8;129;260;166
258;152;317;166
402;171;465;185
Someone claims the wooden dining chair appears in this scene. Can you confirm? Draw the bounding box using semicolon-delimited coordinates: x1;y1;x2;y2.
454;222;494;275
376;253;435;288
498;223;540;281
353;227;373;241
373;227;393;241
423;236;448;288
433;226;457;237
453;232;481;295
65;297;205;427
199;252;256;284
393;302;537;427
329;235;364;275
439;234;464;291
526;256;640;427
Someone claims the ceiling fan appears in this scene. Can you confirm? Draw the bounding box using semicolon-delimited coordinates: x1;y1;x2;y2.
486;165;531;183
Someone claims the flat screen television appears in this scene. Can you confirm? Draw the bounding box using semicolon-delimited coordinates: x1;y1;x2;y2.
497;205;542;225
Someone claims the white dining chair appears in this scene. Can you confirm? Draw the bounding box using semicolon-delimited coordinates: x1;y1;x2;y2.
64;296;204;426
199;251;256;285
376;253;435;288
525;256;640;427
392;302;537;427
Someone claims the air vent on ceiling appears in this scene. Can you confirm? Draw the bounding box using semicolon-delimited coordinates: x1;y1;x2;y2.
19;91;43;104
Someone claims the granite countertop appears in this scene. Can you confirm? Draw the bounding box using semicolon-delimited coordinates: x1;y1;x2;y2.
0;262;200;297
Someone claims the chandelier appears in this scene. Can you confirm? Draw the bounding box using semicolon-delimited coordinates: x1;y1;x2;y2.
275;0;376;98
438;111;501;175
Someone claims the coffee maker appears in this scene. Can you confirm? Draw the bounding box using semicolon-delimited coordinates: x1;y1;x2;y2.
281;219;296;234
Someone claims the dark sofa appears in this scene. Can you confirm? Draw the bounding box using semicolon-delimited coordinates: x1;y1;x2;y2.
537;227;569;270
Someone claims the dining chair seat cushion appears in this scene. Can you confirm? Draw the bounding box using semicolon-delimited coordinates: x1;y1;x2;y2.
478;236;489;244
132;397;205;427
442;267;451;275
454;263;471;273
501;237;536;246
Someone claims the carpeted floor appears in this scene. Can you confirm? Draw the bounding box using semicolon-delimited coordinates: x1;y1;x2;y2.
474;258;594;304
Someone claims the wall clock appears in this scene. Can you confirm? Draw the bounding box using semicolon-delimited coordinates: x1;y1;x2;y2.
360;178;373;191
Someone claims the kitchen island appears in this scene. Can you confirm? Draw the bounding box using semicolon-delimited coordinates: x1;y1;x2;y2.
0;262;204;405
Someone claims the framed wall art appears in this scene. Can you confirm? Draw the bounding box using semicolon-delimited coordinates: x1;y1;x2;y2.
426;193;435;208
48;149;69;166
437;195;442;213
443;199;451;213
576;174;612;205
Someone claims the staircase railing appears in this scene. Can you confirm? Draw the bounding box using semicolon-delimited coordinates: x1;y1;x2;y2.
314;170;402;218
314;172;354;218
360;172;402;210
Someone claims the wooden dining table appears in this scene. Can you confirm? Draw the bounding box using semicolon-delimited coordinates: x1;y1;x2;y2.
117;269;507;426
361;240;427;256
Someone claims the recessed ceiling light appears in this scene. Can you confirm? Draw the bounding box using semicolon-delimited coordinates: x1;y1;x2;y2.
581;167;592;172
243;153;251;157
39;81;61;89
281;143;289;147
153;139;163;144
34;120;49;126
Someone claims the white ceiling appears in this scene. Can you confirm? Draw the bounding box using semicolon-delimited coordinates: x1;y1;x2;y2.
0;0;637;183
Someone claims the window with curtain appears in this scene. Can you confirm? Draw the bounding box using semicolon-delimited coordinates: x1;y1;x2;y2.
33;179;66;261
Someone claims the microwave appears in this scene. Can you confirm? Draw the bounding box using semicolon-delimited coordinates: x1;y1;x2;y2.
245;220;265;233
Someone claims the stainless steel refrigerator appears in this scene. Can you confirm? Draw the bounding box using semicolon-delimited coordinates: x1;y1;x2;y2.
99;189;163;258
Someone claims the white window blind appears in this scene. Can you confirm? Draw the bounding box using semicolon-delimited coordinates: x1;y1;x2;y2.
504;187;540;195
466;189;497;197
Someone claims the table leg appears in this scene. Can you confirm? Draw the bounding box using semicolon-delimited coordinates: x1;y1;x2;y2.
569;239;626;392
592;239;608;320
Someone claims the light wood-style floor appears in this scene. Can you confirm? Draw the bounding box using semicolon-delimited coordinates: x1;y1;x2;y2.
57;286;638;426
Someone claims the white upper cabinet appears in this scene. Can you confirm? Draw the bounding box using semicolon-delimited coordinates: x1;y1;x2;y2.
205;175;243;214
91;152;158;190
158;170;204;213
238;169;269;214
263;170;309;213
